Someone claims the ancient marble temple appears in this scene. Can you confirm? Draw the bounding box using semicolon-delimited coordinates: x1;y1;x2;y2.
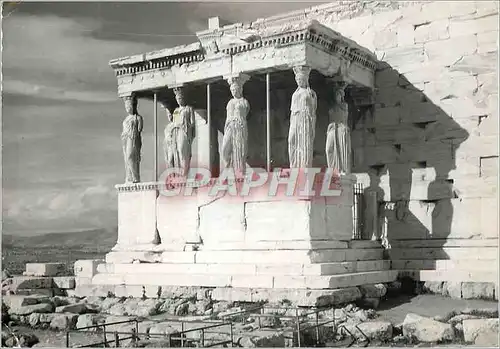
80;15;397;304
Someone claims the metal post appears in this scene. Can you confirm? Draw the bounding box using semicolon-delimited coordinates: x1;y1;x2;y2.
230;323;234;347
131;328;137;346
315;312;320;346
65;332;70;348
201;328;205;347
114;332;119;347
181;322;185;347
266;73;271;172
207;83;212;176
153;92;158;182
296;308;301;347
103;324;107;348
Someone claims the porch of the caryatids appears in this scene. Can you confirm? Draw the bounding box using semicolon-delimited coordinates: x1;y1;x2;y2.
288;66;317;169
222;74;251;178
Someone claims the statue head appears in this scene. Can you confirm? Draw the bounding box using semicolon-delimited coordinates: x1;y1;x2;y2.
333;81;348;105
293;66;311;88
335;87;345;104
123;95;137;114
173;87;186;107
227;75;249;98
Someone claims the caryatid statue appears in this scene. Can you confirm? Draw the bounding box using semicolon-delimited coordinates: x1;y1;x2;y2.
326;82;352;175
163;87;196;176
121;95;143;183
288;66;317;168
222;74;250;177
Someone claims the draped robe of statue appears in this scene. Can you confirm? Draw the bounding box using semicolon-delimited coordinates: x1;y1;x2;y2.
164;105;196;176
222;97;250;176
326;92;351;174
121;113;143;183
288;87;318;168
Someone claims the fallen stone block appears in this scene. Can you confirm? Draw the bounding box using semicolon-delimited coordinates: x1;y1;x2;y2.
53;277;75;290
357;321;393;341
8;303;54;316
10;277;53;291
50;313;79;331
463;318;499;346
14;289;56;297
55;303;96;315
461;282;496;300
402;313;455;343
2;295;41;309
25;263;65;277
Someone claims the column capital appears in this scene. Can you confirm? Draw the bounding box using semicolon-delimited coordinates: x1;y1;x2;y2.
224;73;251;86
292;65;312;78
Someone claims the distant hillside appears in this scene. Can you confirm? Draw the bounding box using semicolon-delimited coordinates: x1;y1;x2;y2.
2;228;118;251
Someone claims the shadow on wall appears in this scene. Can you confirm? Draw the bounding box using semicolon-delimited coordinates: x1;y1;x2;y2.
352;61;469;266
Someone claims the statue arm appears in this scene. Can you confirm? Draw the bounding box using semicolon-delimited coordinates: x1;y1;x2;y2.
138;114;144;133
244;99;250;119
189;107;196;140
311;90;318;113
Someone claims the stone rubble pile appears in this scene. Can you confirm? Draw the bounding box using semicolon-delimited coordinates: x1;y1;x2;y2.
2;281;498;347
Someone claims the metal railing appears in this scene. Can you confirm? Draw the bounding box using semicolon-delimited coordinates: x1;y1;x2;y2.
217;304;337;347
65;318;234;348
66;318;139;348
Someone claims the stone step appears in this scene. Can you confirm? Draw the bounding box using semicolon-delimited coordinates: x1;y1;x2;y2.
91;270;398;289
105;248;385;265
387;247;498;260
398;270;498;283
389;239;498;248
392;259;499;271
97;260;390;276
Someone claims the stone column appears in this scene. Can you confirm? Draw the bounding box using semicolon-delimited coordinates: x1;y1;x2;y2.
163;86;196;176
222;74;251;177
121;95;143;184
288;66;317;168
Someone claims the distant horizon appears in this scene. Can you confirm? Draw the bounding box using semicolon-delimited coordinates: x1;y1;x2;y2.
3;226;118;238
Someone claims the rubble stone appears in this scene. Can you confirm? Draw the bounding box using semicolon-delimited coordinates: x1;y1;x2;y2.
402;313;455;343
463;318;499;346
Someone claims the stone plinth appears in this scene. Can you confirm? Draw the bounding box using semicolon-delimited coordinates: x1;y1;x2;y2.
87;174;397;298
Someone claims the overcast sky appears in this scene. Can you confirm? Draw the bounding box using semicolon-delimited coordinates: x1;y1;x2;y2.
2;1;327;236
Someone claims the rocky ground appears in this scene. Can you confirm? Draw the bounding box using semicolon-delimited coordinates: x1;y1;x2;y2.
2;281;499;348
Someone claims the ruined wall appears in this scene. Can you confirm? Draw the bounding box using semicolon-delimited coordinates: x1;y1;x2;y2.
310;1;499;289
